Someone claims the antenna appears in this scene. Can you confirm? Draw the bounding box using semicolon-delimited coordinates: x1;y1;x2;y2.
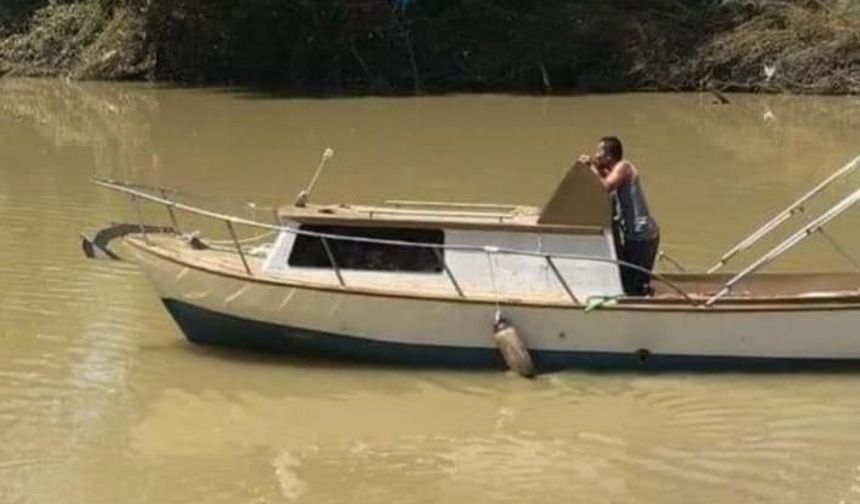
294;147;335;207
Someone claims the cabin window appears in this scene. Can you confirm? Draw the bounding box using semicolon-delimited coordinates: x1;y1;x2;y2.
288;225;444;272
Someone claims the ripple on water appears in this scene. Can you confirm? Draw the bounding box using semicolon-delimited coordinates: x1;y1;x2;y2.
271;450;308;501
0;186;162;484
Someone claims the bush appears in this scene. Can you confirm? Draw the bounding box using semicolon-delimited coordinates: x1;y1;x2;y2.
699;0;860;93
3;0;859;94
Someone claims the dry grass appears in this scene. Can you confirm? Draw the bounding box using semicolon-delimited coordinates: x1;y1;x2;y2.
699;0;860;93
0;1;151;79
74;5;153;80
0;1;104;77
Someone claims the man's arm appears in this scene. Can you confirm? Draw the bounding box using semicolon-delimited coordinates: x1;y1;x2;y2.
578;154;607;180
594;161;632;192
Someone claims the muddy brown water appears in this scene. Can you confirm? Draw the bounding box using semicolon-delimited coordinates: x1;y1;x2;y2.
4;79;860;503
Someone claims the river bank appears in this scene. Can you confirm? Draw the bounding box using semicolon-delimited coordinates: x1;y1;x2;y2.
1;0;858;94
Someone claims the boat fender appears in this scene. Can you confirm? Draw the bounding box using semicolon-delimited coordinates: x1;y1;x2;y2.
493;318;535;378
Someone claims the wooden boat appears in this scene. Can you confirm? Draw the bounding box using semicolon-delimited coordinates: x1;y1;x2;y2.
82;154;860;372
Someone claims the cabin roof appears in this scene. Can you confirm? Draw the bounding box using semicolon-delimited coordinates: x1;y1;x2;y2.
278;202;606;235
278;160;611;234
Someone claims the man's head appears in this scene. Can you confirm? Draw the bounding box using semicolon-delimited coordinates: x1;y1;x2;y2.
594;136;623;169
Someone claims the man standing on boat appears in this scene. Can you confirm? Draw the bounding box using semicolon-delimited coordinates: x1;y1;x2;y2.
581;137;660;296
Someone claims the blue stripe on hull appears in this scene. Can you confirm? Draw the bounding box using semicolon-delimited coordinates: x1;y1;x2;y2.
161;298;860;372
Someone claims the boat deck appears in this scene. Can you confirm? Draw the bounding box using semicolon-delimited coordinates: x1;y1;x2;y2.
128;233;860;307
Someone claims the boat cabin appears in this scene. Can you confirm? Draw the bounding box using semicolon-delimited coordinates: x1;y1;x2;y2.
262;162;626;302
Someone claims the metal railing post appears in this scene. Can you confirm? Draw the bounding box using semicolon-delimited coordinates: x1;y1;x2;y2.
545;255;579;305
320;237;345;287
225;219;252;276
160;189;181;234
434;247;464;297
131;195;149;244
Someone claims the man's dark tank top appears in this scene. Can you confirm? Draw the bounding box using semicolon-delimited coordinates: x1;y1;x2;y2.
613;174;659;241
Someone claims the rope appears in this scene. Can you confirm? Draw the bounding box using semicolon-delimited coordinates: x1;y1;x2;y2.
584;295;622;312
658;250;687;272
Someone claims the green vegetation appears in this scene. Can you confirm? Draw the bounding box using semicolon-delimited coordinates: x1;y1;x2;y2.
1;0;858;94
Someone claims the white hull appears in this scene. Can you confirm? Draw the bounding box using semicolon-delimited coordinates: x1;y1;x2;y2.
82;157;860;370
129;240;860;368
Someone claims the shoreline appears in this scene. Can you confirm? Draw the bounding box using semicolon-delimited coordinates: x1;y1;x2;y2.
2;1;858;96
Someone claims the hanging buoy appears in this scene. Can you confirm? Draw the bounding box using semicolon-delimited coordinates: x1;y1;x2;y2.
493;318;535;378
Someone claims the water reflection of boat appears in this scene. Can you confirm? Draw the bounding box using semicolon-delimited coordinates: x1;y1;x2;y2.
82;155;860;372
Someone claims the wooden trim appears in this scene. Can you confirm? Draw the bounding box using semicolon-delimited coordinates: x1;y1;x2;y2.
126;237;860;313
281;214;606;235
384;200;525;212
355;206;515;219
